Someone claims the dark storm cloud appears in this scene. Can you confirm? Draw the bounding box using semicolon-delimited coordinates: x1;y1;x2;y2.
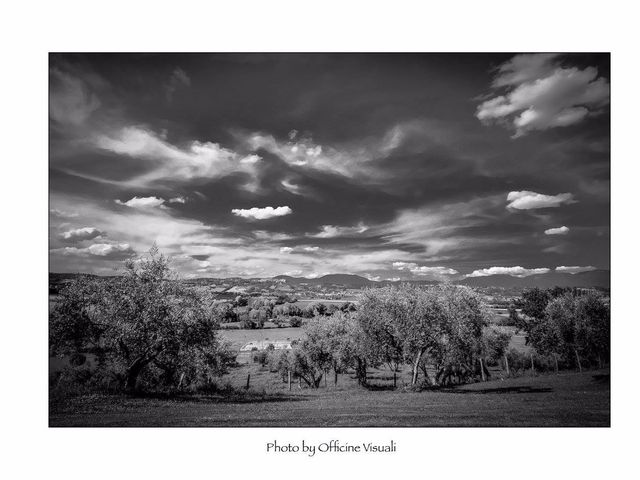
49;53;610;279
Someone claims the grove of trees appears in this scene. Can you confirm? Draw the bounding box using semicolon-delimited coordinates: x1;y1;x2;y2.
515;287;610;372
270;284;506;388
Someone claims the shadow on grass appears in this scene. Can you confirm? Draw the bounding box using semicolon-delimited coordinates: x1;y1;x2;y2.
127;391;311;404
592;374;610;384
439;385;553;395
363;383;397;391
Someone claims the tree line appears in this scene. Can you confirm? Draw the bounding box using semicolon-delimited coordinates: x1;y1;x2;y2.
266;285;609;389
50;250;610;395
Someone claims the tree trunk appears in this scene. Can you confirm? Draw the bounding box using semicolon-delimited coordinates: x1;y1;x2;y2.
503;354;510;377
574;348;582;373
597;354;602;369
553;353;559;374
479;358;486;382
411;349;426;385
530;353;535;375
288;370;291;391
124;357;147;393
393;370;397;388
356;358;367;386
246;373;251;389
334;369;338;386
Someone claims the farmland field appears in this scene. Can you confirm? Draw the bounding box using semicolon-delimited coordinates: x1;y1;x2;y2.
49;368;610;427
219;327;304;350
218;325;532;358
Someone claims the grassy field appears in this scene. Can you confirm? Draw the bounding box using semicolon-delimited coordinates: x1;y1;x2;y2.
49;368;610;427
219;327;304;350
219;325;531;356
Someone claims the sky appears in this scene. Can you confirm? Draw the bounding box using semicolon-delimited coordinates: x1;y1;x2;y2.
49;53;610;281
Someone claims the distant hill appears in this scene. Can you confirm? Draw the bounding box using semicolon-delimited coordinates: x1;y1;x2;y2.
455;269;610;289
52;269;610;291
275;270;610;290
274;274;374;288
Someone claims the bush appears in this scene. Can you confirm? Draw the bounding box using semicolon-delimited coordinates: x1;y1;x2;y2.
252;350;270;367
289;316;303;327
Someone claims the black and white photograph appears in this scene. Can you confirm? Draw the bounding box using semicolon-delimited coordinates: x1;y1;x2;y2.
5;2;640;478
48;52;610;427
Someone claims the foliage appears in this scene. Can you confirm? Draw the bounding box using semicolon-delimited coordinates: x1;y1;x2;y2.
484;329;512;362
50;247;234;393
356;284;490;386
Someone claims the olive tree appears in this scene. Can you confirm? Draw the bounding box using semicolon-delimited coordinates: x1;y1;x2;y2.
50;247;233;393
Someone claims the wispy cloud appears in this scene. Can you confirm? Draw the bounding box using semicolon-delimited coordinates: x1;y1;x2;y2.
555;265;597;274
50;68;101;126
94;126;260;189
310;223;368;239
164;67;191;102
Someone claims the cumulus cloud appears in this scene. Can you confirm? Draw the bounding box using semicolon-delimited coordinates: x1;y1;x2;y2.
115;196;166;208
507;191;574;210
61;227;103;242
392;262;458;277
280;247;293;254
477;54;609;137
303;246;320;252
545;226;570;235
310;223;368;238
466;266;550;278
555;265;597;274
168;196;186;204
232;206;292;220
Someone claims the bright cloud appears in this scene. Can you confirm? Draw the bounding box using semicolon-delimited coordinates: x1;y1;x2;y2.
168;196;186;204
392;262;458;277
95;126;260;188
311;223;368;238
232;206;292;220
555;265;597;274
466;266;550;278
477;54;609;137
280;247;293;254
61;227;103;242
53;242;135;259
281;178;304;196
115;196;166;208
545;226;570;235
507;191;574;210
303;246;320;252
